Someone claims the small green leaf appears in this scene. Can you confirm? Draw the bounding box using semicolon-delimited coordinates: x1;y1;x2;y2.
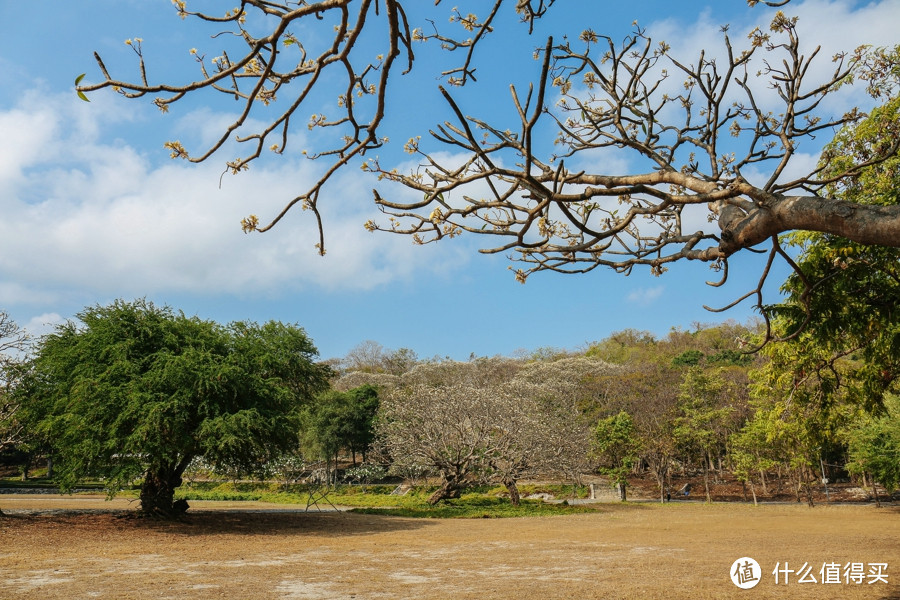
77;90;91;103
75;73;86;86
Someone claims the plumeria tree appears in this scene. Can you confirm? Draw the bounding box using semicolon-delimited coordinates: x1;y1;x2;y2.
0;312;30;455
0;312;31;517
75;1;899;335
375;356;612;503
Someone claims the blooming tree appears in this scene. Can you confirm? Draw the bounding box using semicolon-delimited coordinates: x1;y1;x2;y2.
75;1;900;335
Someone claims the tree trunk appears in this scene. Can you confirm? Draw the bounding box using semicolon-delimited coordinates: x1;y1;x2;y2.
869;472;881;508
427;477;464;505
617;482;627;502
702;463;711;503
504;479;521;507
139;460;191;518
749;479;758;506
803;467;815;507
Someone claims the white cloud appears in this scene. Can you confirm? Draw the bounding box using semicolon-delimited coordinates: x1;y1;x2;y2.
23;313;65;338
625;285;664;306
0;91;473;306
650;0;900;115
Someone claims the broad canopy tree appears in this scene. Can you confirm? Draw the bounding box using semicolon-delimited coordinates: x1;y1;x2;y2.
18;299;330;517
74;1;900;334
377;356;606;504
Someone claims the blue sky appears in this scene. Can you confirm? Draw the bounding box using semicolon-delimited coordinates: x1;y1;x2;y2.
0;1;897;362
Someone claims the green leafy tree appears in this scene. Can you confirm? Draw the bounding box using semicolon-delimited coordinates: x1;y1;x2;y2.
300;384;379;483
0;311;30;456
844;395;900;505
593;411;640;501
673;368;737;502
728;416;777;505
300;390;347;485
342;384;380;464
770;94;900;411
19;300;330;517
744;364;851;507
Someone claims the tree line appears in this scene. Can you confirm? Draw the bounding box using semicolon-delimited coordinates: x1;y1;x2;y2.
1;300;897;517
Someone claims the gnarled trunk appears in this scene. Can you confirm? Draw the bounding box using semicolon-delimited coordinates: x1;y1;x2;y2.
140;459;191;518
427;477;465;505
504;478;521;507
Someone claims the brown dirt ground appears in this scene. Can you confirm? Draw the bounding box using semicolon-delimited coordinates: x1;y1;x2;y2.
1;495;898;600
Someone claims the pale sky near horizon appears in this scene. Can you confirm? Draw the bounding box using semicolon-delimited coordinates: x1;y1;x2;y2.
0;0;897;361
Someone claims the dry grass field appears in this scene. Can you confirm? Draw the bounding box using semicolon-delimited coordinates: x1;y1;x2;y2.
1;496;898;599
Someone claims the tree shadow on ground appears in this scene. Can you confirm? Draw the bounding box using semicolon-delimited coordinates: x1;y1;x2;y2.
0;510;438;538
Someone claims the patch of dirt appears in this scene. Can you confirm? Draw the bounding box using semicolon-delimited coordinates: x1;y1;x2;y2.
1;495;898;599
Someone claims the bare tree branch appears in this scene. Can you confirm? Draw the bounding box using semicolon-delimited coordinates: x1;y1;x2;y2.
76;2;899;339
367;13;899;336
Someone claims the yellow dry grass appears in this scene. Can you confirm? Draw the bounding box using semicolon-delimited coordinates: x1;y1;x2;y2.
1;496;898;599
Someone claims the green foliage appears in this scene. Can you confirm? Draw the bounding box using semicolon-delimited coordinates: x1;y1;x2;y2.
18;299;330;511
585;329;657;364
672;350;704;367
169;482;594;517
706;349;753;367
350;496;599;519
301;384;379;463
769;95;900;411
593;411;640;488
74;73;90;102
728;414;778;486
844;395;900;493
674;369;736;447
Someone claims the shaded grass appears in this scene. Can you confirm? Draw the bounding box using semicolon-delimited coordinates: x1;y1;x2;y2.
350;495;600;518
0;477;107;490
170;482;596;517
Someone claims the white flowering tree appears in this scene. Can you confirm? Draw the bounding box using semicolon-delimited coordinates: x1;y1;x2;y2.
0;312;32;517
376;356;614;503
0;312;30;455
